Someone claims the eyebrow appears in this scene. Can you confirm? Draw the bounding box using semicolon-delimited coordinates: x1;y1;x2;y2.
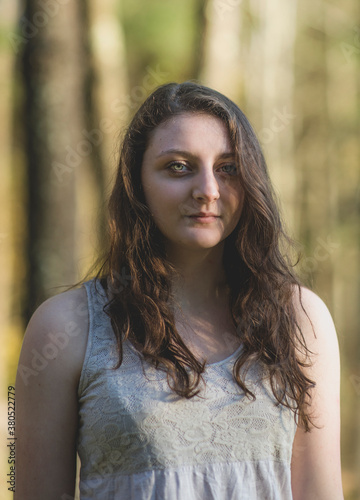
156;149;236;160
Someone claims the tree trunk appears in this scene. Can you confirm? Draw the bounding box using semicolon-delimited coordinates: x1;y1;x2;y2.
87;0;129;183
199;0;243;102
190;0;209;79
21;0;94;319
0;0;21;397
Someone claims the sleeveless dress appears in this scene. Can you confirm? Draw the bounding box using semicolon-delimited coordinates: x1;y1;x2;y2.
77;279;297;499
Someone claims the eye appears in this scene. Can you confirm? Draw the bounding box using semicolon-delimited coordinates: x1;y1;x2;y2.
167;161;189;173
218;163;237;175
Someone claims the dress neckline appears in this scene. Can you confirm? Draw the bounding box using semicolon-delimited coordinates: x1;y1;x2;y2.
93;278;243;369
205;343;243;367
126;338;243;369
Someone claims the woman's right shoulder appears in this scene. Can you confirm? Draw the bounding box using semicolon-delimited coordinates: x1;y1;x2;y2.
18;285;90;386
29;285;89;327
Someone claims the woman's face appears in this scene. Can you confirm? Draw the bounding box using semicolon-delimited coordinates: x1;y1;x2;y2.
141;112;244;254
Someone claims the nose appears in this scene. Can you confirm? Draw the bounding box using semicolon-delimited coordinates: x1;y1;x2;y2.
192;169;220;203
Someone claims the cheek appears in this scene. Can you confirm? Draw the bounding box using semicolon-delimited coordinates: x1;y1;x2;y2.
226;185;244;217
235;193;244;217
143;179;182;208
142;183;180;222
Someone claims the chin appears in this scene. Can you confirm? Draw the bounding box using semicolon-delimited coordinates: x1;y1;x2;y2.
180;236;223;250
163;228;226;252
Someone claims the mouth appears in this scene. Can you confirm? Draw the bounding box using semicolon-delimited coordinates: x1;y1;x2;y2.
187;213;220;223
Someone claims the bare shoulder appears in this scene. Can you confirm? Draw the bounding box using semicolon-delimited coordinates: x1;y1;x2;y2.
292;285;339;357
291;285;341;410
15;286;89;498
290;287;343;499
28;285;89;326
17;285;89;387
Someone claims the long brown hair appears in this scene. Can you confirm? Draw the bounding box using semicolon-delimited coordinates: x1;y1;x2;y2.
97;81;315;431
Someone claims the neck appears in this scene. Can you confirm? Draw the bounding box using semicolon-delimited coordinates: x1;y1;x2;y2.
166;243;229;310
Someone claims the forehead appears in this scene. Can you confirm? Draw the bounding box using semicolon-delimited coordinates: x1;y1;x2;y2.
146;112;233;154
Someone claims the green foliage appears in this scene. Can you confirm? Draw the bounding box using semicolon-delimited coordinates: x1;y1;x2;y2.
120;0;199;84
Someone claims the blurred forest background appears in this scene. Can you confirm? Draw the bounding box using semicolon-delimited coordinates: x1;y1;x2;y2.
0;0;359;497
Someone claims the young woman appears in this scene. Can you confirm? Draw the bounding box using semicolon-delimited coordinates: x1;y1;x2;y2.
15;82;343;499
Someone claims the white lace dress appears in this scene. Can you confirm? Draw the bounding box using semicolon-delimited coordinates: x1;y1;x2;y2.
77;279;297;499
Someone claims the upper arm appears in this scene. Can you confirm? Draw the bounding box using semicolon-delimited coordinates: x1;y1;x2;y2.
15;286;89;500
291;287;344;500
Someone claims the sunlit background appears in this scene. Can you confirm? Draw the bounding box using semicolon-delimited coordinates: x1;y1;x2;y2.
0;0;359;497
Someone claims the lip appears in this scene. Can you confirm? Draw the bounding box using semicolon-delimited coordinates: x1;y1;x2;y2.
187;212;220;223
188;212;219;217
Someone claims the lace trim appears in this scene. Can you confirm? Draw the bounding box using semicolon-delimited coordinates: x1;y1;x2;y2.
77;279;296;479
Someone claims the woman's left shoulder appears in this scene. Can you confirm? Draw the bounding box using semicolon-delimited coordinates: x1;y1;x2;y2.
290;289;343;499
291;285;339;354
